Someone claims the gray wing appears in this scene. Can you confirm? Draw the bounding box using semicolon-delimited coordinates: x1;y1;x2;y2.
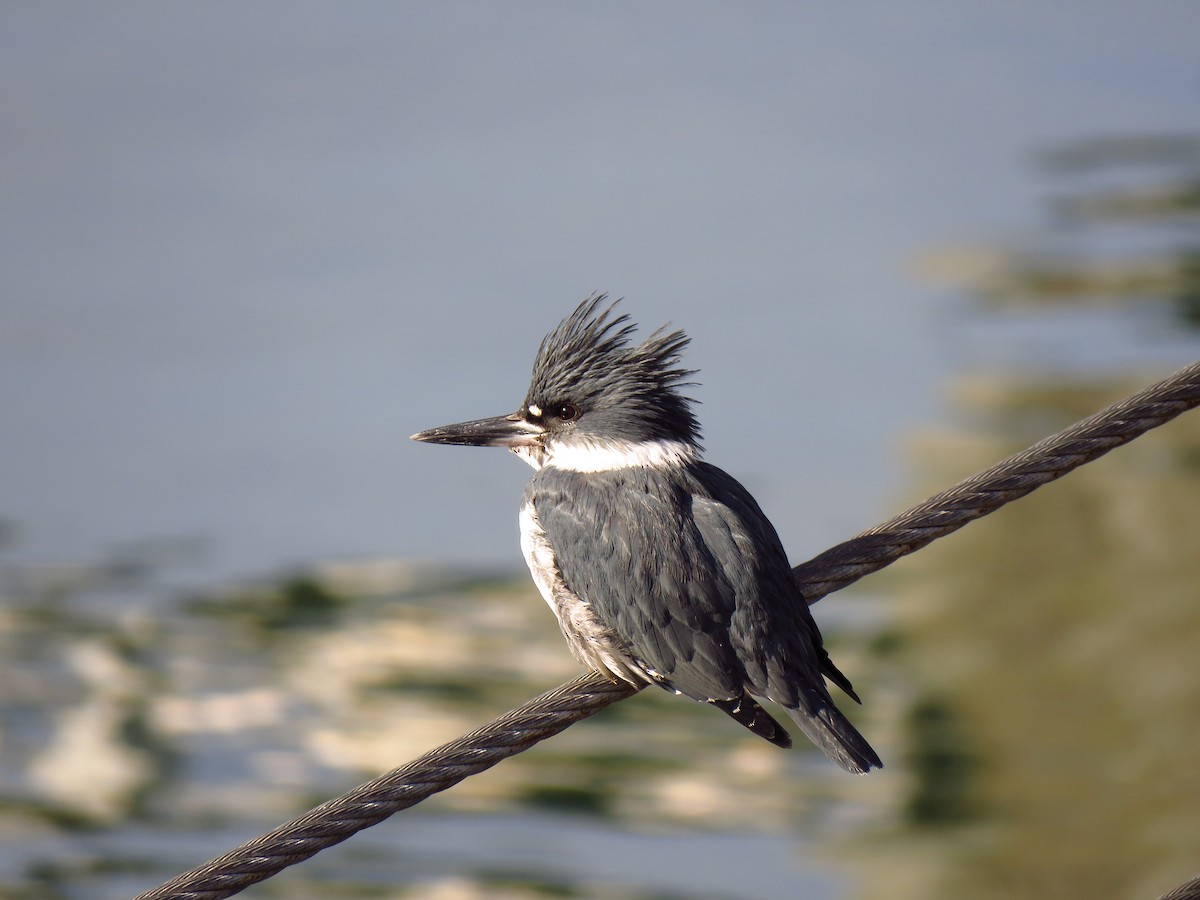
530;464;880;770
686;463;830;707
690;465;881;772
531;468;748;704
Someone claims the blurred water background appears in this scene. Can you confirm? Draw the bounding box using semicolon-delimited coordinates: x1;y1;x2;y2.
2;5;1200;898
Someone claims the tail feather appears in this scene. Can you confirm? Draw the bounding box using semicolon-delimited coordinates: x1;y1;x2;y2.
819;649;862;704
699;690;882;773
784;702;882;774
710;696;792;748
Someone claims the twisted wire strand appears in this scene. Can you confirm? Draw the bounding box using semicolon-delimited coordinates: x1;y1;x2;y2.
793;359;1200;601
1160;874;1200;900
135;359;1200;900
134;674;642;900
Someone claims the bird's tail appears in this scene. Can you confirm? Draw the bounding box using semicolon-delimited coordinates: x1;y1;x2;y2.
785;697;882;774
710;696;793;748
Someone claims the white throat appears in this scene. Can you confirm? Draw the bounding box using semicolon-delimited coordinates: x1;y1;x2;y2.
515;436;697;473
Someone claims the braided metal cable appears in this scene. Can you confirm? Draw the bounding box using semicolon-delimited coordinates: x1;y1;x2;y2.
1161;874;1200;900
792;359;1200;602
134;674;641;900
135;359;1200;900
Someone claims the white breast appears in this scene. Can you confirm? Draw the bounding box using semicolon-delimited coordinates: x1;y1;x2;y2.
518;501;560;613
518;499;648;685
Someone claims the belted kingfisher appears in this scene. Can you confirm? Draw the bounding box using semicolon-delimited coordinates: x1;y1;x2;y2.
412;296;881;773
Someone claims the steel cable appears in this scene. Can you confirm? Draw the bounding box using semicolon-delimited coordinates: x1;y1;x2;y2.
1160;874;1200;900
134;359;1200;900
793;359;1200;601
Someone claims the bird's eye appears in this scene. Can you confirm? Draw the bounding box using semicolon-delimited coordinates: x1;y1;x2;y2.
550;403;580;421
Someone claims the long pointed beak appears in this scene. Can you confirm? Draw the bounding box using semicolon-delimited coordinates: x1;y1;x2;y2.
410;412;544;448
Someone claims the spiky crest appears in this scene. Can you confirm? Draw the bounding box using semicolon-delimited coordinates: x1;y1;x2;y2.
525;294;702;446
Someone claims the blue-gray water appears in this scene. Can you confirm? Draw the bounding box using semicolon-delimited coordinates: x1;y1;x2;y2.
4;3;1196;582
3;5;1200;899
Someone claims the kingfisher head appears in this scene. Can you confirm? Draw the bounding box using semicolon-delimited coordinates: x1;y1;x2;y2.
411;294;702;471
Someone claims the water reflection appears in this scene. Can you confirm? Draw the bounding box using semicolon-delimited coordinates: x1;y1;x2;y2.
10;364;1198;898
856;127;1200;899
854;375;1200;900
0;552;886;897
9;125;1200;893
5;379;1197;898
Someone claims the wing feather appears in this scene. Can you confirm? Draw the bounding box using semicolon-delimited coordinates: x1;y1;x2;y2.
532;468;744;703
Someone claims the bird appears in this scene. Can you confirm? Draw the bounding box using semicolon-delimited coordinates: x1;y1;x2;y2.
411;295;882;773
